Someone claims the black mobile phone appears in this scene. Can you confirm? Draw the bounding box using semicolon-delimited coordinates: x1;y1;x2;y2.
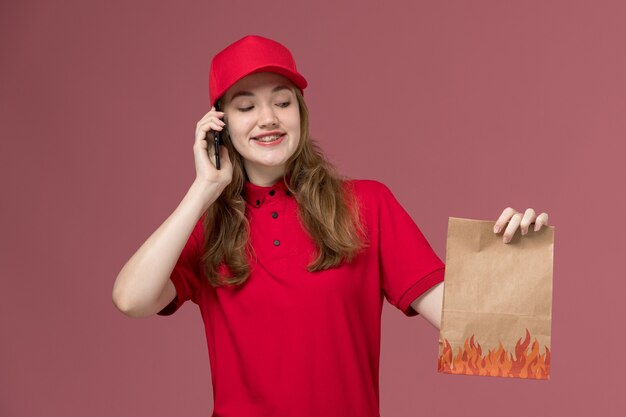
213;102;221;170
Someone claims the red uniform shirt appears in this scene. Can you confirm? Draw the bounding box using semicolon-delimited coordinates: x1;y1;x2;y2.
158;179;445;417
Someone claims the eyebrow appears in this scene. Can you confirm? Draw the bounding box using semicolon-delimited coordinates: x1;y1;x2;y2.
229;85;292;101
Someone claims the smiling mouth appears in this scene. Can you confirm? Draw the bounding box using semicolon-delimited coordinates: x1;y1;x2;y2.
252;134;285;143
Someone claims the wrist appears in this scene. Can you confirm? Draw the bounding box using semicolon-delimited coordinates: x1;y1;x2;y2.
188;179;221;212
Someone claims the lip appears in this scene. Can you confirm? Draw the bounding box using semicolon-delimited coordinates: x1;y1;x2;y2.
252;130;285;140
253;134;285;147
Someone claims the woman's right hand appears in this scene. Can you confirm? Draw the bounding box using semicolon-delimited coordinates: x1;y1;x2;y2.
193;106;233;193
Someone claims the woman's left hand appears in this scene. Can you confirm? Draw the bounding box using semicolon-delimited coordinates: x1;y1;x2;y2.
493;207;549;244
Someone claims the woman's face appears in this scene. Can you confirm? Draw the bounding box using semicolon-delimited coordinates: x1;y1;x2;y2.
221;72;301;186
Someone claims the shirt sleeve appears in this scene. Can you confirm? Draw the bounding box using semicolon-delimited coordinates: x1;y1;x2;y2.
157;216;205;316
376;182;446;317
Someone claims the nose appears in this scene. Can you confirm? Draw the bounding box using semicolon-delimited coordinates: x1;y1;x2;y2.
258;103;279;128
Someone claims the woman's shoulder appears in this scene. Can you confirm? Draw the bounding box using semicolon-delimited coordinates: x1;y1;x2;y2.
341;179;398;211
343;178;393;196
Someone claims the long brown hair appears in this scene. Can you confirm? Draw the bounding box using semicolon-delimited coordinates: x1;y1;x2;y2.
202;88;369;286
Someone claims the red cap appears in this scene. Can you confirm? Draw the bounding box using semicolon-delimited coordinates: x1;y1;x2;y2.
209;35;308;108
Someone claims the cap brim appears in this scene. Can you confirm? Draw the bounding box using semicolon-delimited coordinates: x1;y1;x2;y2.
212;65;307;107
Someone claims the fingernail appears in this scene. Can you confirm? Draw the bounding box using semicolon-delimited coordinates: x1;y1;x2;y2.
504;236;510;243
494;226;500;233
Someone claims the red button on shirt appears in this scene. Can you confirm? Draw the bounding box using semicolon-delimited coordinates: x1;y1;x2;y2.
158;179;445;417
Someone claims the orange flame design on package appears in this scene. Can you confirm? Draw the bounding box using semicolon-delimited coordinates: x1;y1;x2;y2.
438;328;550;379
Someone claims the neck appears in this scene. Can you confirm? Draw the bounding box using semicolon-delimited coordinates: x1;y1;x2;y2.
244;164;286;187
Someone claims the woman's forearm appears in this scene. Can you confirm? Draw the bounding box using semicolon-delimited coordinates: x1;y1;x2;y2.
111;180;220;318
410;282;444;330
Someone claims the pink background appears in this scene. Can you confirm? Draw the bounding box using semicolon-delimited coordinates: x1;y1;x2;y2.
1;0;624;416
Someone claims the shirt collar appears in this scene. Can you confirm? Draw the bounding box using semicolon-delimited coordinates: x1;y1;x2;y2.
243;178;291;208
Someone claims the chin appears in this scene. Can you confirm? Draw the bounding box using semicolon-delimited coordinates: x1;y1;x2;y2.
258;159;289;168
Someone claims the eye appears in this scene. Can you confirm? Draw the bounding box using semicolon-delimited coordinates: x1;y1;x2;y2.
277;101;291;108
238;106;253;112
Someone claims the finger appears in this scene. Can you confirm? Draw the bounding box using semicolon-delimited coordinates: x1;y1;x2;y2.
195;123;224;143
205;114;226;125
520;208;536;235
503;212;523;243
534;212;549;231
206;106;224;116
209;122;224;131
207;109;225;119
197;111;225;128
197;118;224;132
196;126;221;150
494;207;518;234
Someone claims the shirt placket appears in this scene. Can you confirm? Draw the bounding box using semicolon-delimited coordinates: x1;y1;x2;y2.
264;188;289;261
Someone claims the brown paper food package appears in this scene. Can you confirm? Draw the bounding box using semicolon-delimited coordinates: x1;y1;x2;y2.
438;217;555;380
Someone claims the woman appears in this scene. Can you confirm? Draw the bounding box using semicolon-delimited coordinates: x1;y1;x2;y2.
112;35;549;416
